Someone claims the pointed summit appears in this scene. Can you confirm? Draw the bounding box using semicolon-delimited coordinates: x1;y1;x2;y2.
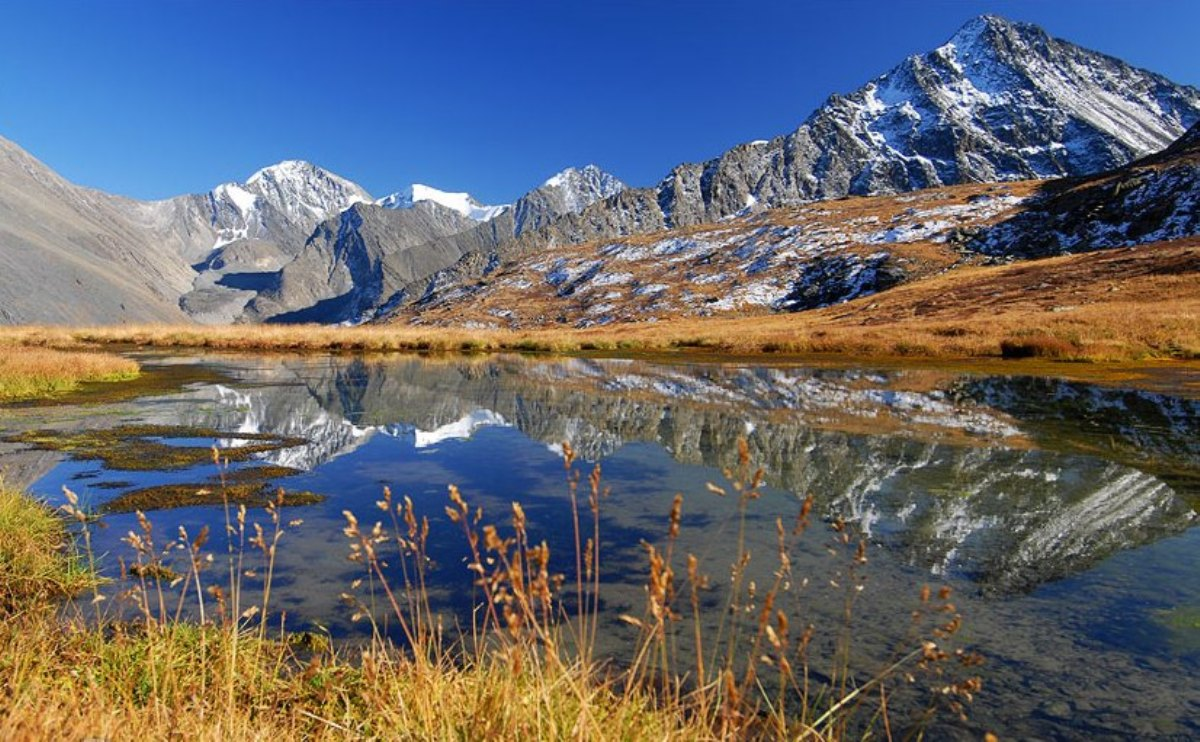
650;16;1200;227
203;160;371;250
947;14;1012;43
537;164;625;211
512;165;626;235
241;160;371;219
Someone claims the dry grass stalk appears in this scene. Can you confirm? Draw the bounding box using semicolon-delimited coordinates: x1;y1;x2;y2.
0;436;995;740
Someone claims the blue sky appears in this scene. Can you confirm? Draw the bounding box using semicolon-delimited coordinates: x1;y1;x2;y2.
1;0;1196;203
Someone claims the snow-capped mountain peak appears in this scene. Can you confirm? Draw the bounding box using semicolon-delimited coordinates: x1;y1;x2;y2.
879;14;1199;164
508;164;627;236
242;160;371;220
539;164;625;212
203;160;372;250
377;184;508;222
653;14;1200;228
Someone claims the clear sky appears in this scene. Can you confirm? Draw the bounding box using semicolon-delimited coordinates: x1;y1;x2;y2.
1;0;1196;203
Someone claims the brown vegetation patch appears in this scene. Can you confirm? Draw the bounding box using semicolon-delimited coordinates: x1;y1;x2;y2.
101;482;324;514
4;425;308;471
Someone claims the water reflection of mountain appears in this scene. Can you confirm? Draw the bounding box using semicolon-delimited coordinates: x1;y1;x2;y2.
179;355;1196;594
956;376;1200;499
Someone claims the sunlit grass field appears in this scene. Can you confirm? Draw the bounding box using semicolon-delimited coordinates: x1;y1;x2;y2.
0;347;139;402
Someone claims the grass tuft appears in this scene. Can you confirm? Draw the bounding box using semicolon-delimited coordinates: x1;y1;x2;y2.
0;348;138;402
0;486;96;610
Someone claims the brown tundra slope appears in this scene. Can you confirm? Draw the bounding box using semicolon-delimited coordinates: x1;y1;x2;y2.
387;123;1200;342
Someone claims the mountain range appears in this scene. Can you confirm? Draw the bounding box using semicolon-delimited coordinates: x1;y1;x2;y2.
0;14;1197;326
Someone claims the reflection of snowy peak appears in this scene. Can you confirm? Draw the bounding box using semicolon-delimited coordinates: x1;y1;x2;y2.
168;355;1199;596
413;410;510;448
378;184;508;222
295;357;1200;593
204;384;380;471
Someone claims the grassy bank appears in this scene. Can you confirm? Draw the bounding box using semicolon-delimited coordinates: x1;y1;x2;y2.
1;601;697;740
1;242;1197;365
0;487;96;610
0;347;139;402
0;448;986;739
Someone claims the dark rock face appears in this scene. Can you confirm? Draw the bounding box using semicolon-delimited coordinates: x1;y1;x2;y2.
972;122;1200;257
242;201;479;324
776;253;908;311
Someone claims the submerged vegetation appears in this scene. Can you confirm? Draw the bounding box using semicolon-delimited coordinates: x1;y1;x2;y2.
4;424;308;471
101;481;324;514
0;439;988;739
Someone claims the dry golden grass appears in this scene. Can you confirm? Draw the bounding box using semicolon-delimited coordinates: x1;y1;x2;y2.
0;485;703;740
0;486;96;610
0;614;701;740
0;347;139;402
0;447;985;740
0;240;1195;369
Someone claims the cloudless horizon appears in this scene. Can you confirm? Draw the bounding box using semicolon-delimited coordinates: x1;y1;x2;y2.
2;0;1197;203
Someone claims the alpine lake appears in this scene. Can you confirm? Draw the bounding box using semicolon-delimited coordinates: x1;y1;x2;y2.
1;351;1197;740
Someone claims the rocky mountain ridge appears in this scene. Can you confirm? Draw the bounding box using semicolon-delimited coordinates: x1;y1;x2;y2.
367;14;1200;325
972;121;1200;256
1;14;1198;325
394;118;1200;329
652;15;1199;228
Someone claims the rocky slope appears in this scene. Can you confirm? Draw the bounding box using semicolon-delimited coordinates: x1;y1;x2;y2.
242;201;481;323
0;136;194;324
391;119;1200;329
244;165;627;323
972;121;1200;256
373;15;1200;324
388;181;1037;328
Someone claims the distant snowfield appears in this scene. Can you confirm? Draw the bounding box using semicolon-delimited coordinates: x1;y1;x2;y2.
378;183;509;222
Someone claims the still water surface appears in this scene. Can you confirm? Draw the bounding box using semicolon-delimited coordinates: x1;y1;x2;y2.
1;353;1197;739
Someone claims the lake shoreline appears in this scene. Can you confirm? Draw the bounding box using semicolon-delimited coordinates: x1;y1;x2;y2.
2;349;1196;738
3;323;1198;400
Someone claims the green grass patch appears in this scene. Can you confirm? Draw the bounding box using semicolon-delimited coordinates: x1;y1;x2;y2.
0;487;96;609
